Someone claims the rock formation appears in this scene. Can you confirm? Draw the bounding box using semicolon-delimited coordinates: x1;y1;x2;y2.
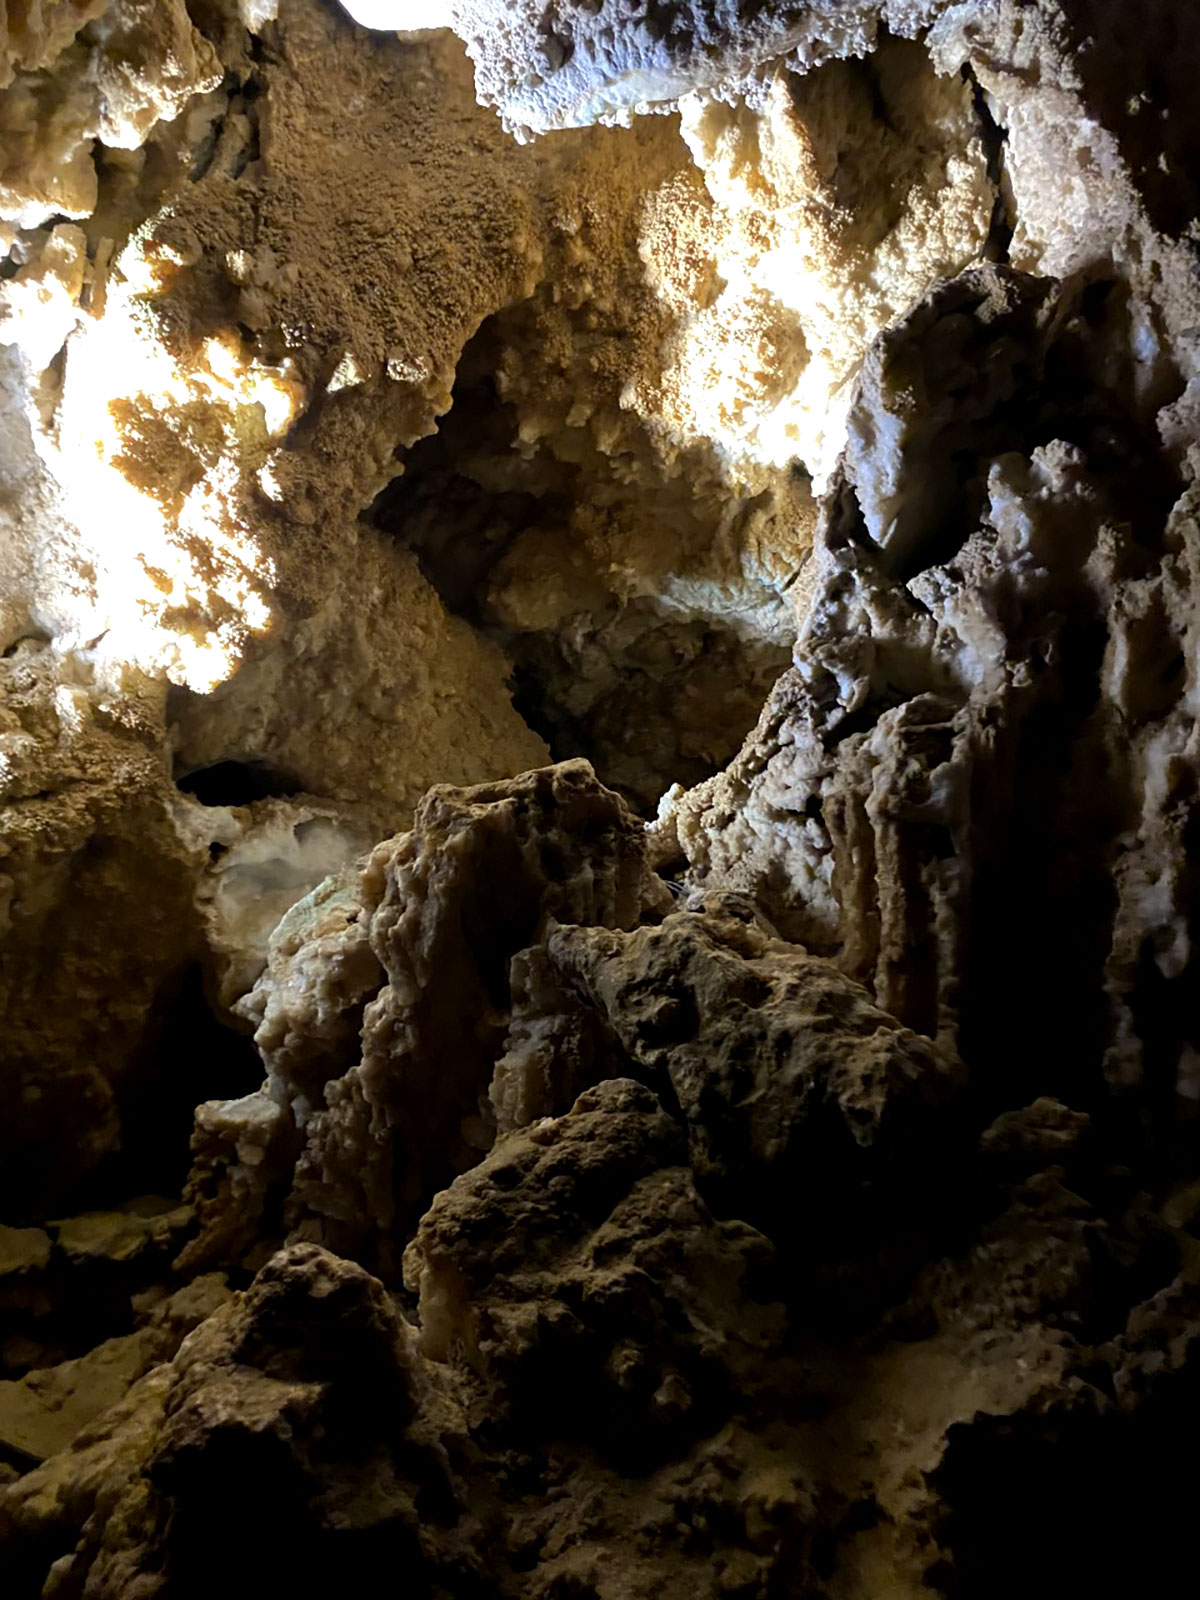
2;0;1200;1594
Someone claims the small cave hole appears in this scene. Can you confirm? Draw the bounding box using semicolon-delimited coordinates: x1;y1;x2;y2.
175;758;303;807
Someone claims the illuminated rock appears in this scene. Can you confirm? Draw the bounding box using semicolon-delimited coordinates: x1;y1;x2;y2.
181;760;665;1275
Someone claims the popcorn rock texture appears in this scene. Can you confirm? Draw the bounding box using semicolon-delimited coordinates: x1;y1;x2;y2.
3;0;1200;1595
389;0;950;137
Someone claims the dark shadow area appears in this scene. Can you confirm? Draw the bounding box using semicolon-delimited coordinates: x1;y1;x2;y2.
959;618;1127;1123
1059;0;1200;245
930;1360;1200;1598
368;317;794;813
69;966;263;1210
175;758;303;806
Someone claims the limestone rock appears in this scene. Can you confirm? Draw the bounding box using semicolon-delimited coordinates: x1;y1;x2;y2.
491;893;965;1273
406;1078;785;1449
0;640;205;1212
234;868;384;1119
0;1227;51;1280
0;3;110;91
0;1274;230;1467
175;1090;294;1277
0;1364;172;1597
978;1099;1093;1180
88;0;222;151
183;760;667;1275
176;867;384;1272
355;0;934;136
294;761;663;1258
0;1332;157;1467
21;6;555;692
179;800;373;1016
0;6;592;1204
667;259;1200;1128
167;532;549;830
390;34;995;806
53;1204;191;1268
40;1244;485;1600
0;0;219;233
2;1133;821;1598
2;2;1200;1596
0;1228;52;1316
0;222;87;370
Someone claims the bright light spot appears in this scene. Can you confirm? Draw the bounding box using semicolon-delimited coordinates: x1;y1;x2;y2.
327;350;367;393
53;684;88;733
386;348;430;385
628;74;993;491
49;229;305;692
0;226;88;372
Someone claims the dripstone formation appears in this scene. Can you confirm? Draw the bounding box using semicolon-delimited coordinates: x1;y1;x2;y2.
2;1;1199;1594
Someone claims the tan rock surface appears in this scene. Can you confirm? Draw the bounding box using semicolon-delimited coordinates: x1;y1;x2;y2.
0;1273;229;1465
183;760;666;1275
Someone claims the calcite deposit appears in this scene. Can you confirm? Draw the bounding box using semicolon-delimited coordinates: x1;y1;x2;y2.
2;0;1200;1594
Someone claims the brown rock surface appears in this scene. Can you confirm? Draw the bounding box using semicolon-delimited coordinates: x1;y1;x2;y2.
492;893;965;1283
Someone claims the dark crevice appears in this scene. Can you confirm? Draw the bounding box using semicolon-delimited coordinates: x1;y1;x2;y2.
175;759;303;806
63;967;263;1211
962;63;1013;264
368;315;793;813
931;1375;1200;1599
958;618;1127;1125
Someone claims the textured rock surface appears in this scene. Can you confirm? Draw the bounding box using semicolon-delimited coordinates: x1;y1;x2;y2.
492;893;965;1283
183;759;667;1276
666;255;1200;1136
3;0;1200;1595
6;1082;1191;1597
0;643;204;1212
353;0;946;136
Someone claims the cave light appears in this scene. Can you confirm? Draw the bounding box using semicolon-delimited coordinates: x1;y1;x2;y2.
51;236;302;693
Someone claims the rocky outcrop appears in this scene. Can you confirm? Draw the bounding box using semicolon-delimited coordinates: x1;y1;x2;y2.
405;1079;785;1449
182;761;669;1275
364;0;943;136
0;4;557;1200
492;893;964;1289
0;643;203;1213
666;260;1200;1140
8;1070;1197;1598
0;1244;484;1598
0;1104;821;1598
181;763;972;1300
